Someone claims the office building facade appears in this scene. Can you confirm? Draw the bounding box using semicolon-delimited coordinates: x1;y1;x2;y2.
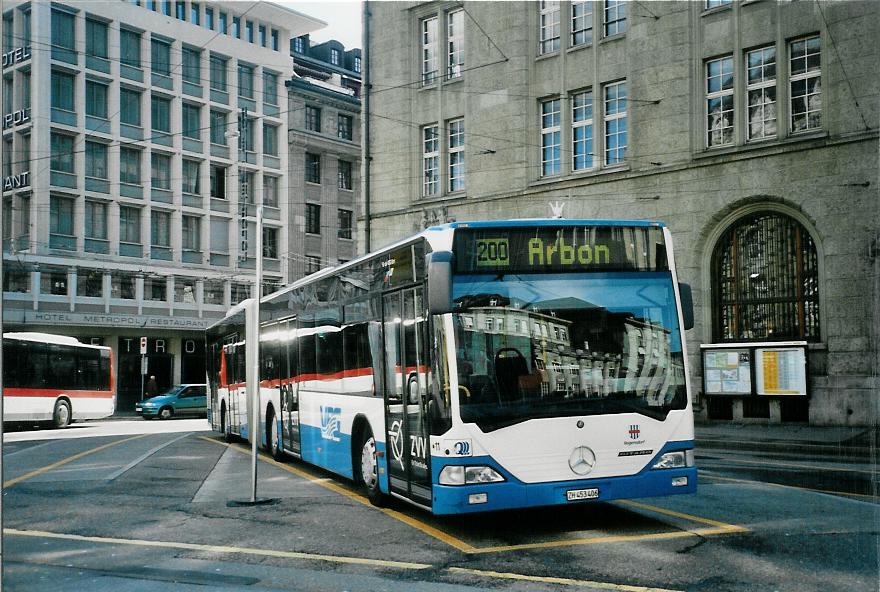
363;1;879;426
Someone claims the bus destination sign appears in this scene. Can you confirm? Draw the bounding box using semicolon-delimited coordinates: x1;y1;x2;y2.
454;226;668;273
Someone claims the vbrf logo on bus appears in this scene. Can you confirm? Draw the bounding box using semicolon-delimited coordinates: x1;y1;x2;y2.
629;425;641;440
320;406;341;442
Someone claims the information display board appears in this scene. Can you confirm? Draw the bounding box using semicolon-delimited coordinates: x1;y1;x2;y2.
755;347;807;396
702;349;751;395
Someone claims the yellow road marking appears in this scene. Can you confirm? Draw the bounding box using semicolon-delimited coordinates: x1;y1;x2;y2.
199;436;479;553
4;528;431;570
199;436;748;554
3;435;147;488
700;472;878;502
619;500;749;532
448;567;684;592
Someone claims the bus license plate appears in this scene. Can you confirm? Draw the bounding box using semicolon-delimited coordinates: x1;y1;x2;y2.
566;488;599;501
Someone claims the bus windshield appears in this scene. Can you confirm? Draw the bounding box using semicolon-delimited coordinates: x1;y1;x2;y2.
452;272;687;431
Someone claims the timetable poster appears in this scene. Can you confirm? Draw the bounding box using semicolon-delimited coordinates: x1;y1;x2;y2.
756;347;807;396
703;349;751;395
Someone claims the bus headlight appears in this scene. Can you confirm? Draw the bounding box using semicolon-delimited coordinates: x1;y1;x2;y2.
439;465;505;485
651;450;694;469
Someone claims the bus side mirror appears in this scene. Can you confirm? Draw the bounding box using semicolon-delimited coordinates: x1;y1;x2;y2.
426;251;454;315
678;282;694;330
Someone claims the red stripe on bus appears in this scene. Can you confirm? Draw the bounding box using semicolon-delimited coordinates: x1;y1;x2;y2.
4;387;114;399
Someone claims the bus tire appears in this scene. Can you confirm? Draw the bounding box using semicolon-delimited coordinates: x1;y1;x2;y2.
52;399;71;429
159;406;174;420
357;425;385;507
265;407;284;461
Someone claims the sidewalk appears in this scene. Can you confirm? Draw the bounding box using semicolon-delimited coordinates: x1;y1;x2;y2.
695;421;879;458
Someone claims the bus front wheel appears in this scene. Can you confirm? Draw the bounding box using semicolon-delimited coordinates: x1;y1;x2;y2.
358;426;385;507
265;408;284;461
52;399;71;429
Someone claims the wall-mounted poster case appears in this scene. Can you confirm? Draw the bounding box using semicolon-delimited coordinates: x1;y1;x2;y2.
702;348;751;395
755;347;807;396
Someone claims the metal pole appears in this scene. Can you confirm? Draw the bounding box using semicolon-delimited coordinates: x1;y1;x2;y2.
251;204;263;503
0;0;6;567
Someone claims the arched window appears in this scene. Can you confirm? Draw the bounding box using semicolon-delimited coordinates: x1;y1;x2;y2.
712;211;819;342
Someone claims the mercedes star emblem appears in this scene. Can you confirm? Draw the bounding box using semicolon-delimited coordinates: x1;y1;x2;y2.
568;446;597;476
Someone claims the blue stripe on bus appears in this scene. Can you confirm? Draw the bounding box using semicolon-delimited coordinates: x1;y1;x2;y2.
429;441;696;515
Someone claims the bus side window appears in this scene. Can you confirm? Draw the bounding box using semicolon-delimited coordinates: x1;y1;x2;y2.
47;344;76;390
3;339;18;388
77;350;101;391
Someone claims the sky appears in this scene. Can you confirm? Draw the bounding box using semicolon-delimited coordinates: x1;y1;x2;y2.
277;1;363;50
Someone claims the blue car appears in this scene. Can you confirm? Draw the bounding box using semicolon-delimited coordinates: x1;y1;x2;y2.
135;384;207;420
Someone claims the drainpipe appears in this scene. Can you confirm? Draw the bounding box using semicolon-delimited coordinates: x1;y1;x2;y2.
362;0;371;252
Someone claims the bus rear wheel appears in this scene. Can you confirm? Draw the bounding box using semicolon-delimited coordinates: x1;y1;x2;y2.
52;399;71;429
357;426;385;507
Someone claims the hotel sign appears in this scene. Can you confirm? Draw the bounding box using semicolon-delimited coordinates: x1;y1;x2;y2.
3;171;29;192
4;108;30;129
2;46;31;69
11;310;212;330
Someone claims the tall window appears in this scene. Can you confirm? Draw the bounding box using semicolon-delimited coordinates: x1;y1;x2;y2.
120;88;141;126
245;20;254;43
604;0;626;37
51;9;75;58
51;71;75;111
182;215;200;250
86;19;109;59
572;89;594;171
205;7;214;30
151;95;171;133
181;159;200;194
219;12;227;34
151;39;171;76
571;0;593;46
305;203;321;235
151;210;171;247
712;212;819;341
151;152;171;189
238;64;254;98
337;114;353;140
85;141;108;179
50;196;74;237
262;227;278;258
182;103;201;139
210;55;228;91
210;110;227;145
84;201;107;240
422;124;439;196
263;72;278;105
790;35;821;133
293;37;304;53
241;171;255;203
706;56;734;147
190;3;200;25
182;47;201;85
541;99;561;176
306;106;321;132
604;81;627;165
263;124;278;156
50;133;75;173
263;175;278;207
306;256;321;275
306;153;321;184
210;165;226;199
119;206;141;244
448;118;465;192
120;148;141;184
539;1;560;54
746;46;777;141
421;17;438;85
120;29;141;68
86;81;108;119
337;160;352;190
338;209;353;239
447;9;464;80
330;48;340;65
79;270;104;299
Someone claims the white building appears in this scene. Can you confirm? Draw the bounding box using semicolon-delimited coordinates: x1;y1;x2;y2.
0;0;323;411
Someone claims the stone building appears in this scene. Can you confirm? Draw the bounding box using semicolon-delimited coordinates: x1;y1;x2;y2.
362;1;879;426
0;0;323;411
287;34;362;280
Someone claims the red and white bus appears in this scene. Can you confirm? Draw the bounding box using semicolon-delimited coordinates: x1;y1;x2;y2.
2;332;115;427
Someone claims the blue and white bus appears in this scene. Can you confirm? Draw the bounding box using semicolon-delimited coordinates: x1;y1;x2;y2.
206;220;696;514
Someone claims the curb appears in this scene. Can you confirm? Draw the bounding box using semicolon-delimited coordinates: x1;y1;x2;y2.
696;437;875;459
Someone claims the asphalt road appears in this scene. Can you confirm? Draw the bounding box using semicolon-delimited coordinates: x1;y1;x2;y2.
2;419;877;592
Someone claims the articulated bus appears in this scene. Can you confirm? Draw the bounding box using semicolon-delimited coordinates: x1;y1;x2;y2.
207;220;696;514
2;332;115;427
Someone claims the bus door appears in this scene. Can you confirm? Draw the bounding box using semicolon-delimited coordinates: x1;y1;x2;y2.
382;287;432;506
281;317;301;455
